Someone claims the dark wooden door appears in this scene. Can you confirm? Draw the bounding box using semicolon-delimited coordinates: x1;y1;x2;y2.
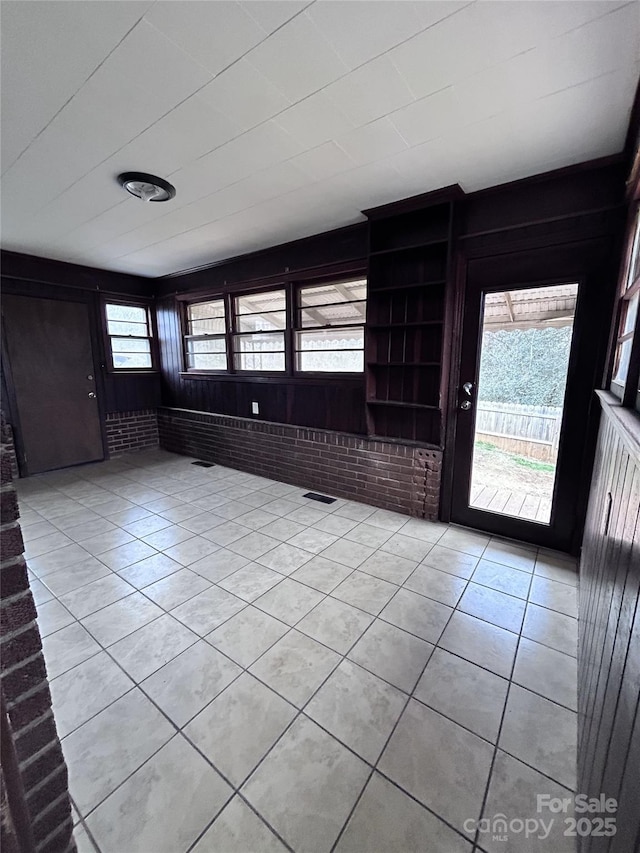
2;295;104;474
450;240;614;552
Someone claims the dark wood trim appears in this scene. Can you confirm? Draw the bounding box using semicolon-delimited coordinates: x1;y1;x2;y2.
596;390;640;459
2;291;109;473
448;236;619;552
158;223;368;292
177;371;364;387
363;184;464;220
623;75;640;191
464;154;624;203
440;242;467;522
0;249;152;295
100;295;160;375
172;259;365;301
0;314;27;477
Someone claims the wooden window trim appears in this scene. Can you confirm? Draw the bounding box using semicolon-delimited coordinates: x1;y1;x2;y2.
293;276;367;378
231;284;288;376
610;205;640;408
102;297;158;374
182;295;230;374
175;261;367;380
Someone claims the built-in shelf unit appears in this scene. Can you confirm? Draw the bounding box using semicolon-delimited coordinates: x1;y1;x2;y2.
364;186;462;446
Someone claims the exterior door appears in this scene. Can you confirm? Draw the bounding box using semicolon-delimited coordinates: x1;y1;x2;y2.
2;295;104;474
449;240;614;553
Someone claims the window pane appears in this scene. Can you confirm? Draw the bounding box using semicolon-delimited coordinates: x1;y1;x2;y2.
296;328;364;373
622;293;639;336
188;353;227;370
299;280;367;307
614;337;633;384
107;320;149;337
296;328;364;350
188;300;226;334
106;303;147;324
234;352;286;371
236;311;286;332
627;213;640;289
297;350;364;372
188;300;225;320
233;332;285;353
111;338;151;353
299;301;366;327
186;338;226;354
233;330;285;371
112;352;152;369
235;290;286;315
189;317;226;334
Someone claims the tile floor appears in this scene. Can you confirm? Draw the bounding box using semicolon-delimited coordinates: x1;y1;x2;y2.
17;450;579;853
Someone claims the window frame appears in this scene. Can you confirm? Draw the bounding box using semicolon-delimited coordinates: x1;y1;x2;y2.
177;261;367;380
293;276;367;377
231;285;288;375
610;204;640;410
102;298;157;373
182;295;230;374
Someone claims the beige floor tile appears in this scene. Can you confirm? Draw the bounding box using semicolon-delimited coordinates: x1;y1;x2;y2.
379;699;493;836
185;673;296;785
306;660;406;762
87;736;232;853
250;630;340;707
242;716;369;853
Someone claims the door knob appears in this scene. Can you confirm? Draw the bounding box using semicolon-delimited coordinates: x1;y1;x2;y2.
462;382;474;396
460;400;472;410
88;391;96;398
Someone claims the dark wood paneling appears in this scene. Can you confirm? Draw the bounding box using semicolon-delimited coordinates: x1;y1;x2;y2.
578;393;640;853
1;249;153;296
461;158;626;239
156;297;366;433
1;272;161;416
157;223;368;295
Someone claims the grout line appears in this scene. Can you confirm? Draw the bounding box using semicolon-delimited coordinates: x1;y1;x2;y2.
25;450;579;850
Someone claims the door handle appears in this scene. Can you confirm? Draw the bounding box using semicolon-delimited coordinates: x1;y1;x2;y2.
462;382;474;396
88;392;96;399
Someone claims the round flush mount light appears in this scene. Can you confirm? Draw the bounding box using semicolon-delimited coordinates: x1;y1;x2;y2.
117;172;176;202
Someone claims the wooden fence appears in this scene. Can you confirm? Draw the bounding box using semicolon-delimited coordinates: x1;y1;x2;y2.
474;401;563;462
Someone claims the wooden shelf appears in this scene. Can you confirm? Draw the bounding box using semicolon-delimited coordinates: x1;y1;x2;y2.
366;400;439;411
365;194;455;446
368;321;443;329
367;361;440;367
369;238;448;256
369;279;446;293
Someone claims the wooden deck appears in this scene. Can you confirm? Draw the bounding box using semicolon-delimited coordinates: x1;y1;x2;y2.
470;483;552;523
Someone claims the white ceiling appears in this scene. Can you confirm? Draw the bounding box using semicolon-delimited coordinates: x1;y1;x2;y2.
1;1;639;278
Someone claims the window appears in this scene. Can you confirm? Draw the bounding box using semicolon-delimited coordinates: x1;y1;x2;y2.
181;272;367;375
185;299;227;371
233;289;286;372
105;302;153;370
295;278;367;373
611;207;640;410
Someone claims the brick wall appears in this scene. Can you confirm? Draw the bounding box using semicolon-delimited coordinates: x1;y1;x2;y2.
0;415;75;853
157;406;442;519
105;409;159;457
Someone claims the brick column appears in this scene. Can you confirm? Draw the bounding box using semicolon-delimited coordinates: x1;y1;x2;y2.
0;415;75;853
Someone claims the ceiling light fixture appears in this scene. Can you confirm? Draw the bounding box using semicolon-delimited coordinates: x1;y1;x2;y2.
117;172;176;202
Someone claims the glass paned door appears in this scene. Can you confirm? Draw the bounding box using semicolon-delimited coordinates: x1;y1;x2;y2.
469;283;579;524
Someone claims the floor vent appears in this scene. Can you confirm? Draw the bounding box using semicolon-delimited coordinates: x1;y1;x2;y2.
303;492;336;504
191;460;215;468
